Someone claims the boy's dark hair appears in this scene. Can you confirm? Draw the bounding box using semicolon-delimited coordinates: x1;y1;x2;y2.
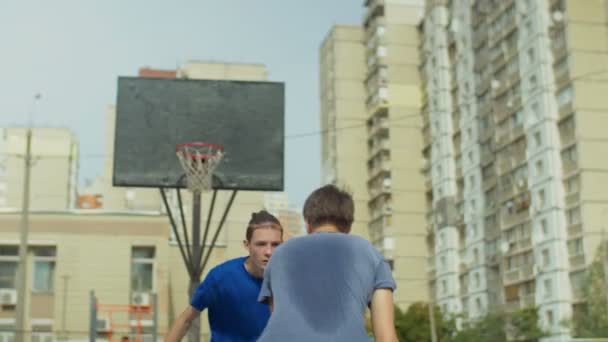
246;210;283;241
303;185;354;233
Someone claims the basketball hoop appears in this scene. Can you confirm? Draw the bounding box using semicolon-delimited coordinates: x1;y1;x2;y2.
176;142;224;193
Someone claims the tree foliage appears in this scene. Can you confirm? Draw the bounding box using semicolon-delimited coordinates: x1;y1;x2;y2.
571;241;608;338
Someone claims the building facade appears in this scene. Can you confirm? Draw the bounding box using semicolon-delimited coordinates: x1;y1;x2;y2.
420;0;608;340
0;128;79;211
320;0;430;309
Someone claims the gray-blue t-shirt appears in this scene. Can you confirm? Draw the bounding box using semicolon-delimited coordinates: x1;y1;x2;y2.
257;232;396;341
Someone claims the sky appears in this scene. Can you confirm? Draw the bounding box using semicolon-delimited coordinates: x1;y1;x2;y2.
0;0;364;207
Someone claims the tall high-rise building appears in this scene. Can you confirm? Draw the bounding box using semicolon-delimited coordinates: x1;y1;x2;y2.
320;0;430;309
0;127;79;210
319;25;371;240
420;0;608;340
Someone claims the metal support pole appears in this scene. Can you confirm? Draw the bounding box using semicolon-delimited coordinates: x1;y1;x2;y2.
61;275;69;341
187;192;202;342
15;127;32;342
602;228;608;310
89;291;97;342
152;293;158;342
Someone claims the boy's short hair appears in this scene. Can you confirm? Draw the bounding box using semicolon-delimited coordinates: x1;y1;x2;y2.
246;210;283;241
303;185;354;233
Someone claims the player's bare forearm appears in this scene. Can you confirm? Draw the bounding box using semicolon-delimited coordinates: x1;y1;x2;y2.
370;289;398;342
165;306;199;342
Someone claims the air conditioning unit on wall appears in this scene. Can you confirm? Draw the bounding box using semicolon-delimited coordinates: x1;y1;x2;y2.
131;292;151;306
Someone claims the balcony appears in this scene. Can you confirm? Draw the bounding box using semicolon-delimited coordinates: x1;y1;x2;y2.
368;119;389;139
363;0;385;28
568;223;583;237
520;263;534;280
504;269;520;284
559;102;574;120
562;159;578;176
564;192;579;208
569;254;585;269
560;130;576;147
521;293;535;308
368;160;391;180
502;210;529;229
554;68;570;89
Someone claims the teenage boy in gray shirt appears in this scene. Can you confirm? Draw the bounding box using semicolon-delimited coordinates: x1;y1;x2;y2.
258;184;398;342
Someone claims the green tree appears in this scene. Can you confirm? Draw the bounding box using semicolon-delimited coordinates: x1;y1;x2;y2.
508;307;547;341
451;311;507;342
393;302;456;342
571;241;608;338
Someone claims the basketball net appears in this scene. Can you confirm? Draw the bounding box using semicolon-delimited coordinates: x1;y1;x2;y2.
176;143;224;193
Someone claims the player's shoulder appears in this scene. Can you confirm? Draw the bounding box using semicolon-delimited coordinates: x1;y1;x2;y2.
206;256;246;279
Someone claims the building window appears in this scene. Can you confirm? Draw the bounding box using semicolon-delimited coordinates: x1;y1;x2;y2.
32;247;56;292
544;279;552;298
531;102;541;120
564;175;579;194
131;247;155;293
0;246;18;289
546;309;554;326
440;256;446;271
536;160;544;176
567;207;581;225
557;86;573;107
474;272;480;288
537;189;546;209
534;131;542;147
0;325;15;342
562;145;578;163
441;280;447;294
541;219;548;236
568;238;583;256
542;248;551;267
31;324;52;342
527;48;535;63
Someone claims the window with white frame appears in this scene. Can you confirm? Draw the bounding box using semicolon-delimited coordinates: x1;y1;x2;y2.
0;246;18;289
0;323;15;342
131;247;155;293
31;324;52;342
32;247;56;292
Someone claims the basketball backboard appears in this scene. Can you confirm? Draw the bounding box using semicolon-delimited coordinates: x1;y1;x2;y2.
112;77;284;191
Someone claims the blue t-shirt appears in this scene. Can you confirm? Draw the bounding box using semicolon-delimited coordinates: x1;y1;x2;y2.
191;257;269;342
257;232;396;342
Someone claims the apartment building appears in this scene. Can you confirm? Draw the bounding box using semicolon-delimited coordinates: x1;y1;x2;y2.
420;0;608;340
319;25;371;240
0;128;78;210
320;0;429;309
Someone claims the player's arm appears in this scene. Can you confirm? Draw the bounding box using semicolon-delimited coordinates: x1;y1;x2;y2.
165;305;200;342
370;288;398;342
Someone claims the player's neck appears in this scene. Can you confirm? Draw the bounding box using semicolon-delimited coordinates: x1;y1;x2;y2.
244;257;263;278
311;225;340;233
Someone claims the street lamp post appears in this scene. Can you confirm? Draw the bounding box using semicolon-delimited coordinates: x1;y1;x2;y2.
15;94;41;342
